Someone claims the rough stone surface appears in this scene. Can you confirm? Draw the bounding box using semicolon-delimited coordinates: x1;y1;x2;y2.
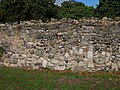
0;18;120;71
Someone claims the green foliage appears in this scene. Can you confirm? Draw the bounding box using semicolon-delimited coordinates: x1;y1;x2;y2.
0;0;120;23
57;2;94;20
95;0;120;18
0;0;57;23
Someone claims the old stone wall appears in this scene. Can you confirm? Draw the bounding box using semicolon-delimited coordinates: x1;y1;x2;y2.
0;18;120;72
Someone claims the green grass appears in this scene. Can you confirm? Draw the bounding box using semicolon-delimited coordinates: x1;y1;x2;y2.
0;67;120;90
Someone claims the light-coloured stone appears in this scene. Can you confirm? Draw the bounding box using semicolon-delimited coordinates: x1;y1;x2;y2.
72;47;78;54
64;52;70;58
51;59;59;64
106;61;112;66
87;51;93;59
59;55;65;61
72;61;86;72
106;52;111;57
21;54;27;58
69;50;73;55
102;17;108;21
119;46;120;53
87;60;94;68
11;54;19;59
55;65;66;70
58;61;66;66
101;51;106;56
117;61;120;68
42;59;48;68
47;62;55;67
7;52;13;55
89;46;94;51
105;57;110;63
79;48;83;54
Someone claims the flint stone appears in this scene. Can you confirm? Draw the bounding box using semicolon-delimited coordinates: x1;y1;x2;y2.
64;52;70;58
59;55;65;61
42;59;48;68
102;17;108;21
119;46;120;53
50;59;59;64
87;60;94;68
89;46;94;51
105;57;110;63
47;62;55;67
105;61;112;66
48;53;54;59
58;61;66;66
94;57;105;64
101;51;106;56
72;61;86;72
55;65;66;70
72;47;78;54
25;62;33;68
79;48;83;54
11;54;19;59
69;50;74;55
111;63;118;71
22;54;27;58
106;52;111;57
7;52;13;55
12;59;18;64
117;61;120;68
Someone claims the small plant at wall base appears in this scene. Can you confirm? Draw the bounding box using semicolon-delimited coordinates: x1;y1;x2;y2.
0;47;5;58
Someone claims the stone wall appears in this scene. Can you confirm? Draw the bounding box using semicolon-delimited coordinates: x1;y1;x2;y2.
0;18;120;72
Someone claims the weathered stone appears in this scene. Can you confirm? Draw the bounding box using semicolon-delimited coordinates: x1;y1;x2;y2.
0;18;120;71
48;53;54;59
101;51;106;56
117;61;120;68
87;60;94;68
119;46;120;53
59;55;65;61
102;17;108;21
64;52;70;58
78;48;83;54
42;59;48;68
88;46;94;51
72;61;86;72
105;61;112;66
58;61;66;66
12;59;18;64
55;65;66;70
11;54;19;59
87;51;93;59
111;63;118;71
50;59;59;64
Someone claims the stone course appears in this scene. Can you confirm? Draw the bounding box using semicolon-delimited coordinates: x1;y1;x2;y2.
0;17;120;72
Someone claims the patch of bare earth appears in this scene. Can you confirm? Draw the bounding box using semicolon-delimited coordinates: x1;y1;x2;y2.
55;76;120;90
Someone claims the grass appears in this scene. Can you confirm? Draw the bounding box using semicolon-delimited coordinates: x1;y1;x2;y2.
0;67;120;90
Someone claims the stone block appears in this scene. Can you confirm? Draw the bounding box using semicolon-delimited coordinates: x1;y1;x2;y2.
78;48;83;54
87;51;93;59
55;65;66;70
111;63;118;71
50;59;59;64
42;59;48;68
87;60;94;68
64;52;70;58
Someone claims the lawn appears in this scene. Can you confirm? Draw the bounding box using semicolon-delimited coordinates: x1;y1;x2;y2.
0;67;120;90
